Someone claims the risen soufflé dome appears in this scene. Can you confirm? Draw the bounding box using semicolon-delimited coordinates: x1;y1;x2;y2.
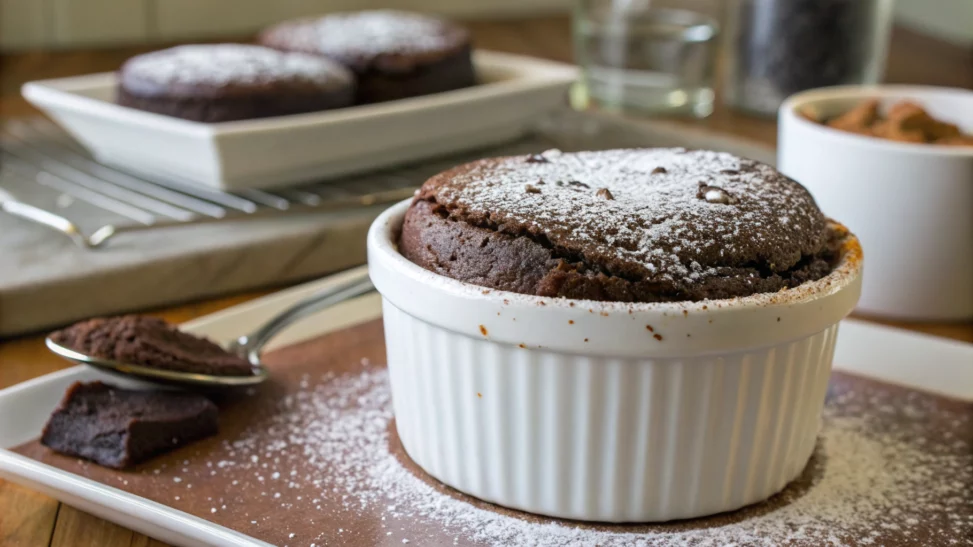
398;148;848;302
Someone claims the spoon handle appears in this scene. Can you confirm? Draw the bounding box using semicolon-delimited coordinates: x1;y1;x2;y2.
239;269;375;364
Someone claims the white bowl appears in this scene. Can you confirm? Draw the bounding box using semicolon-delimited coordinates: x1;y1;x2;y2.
21;51;577;191
367;199;862;522
778;85;973;321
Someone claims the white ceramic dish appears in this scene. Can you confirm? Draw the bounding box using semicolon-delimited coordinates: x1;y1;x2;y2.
1;267;972;546
21;51;577;191
778;85;973;321
368;200;864;522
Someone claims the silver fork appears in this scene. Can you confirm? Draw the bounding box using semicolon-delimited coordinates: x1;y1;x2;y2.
0;186;111;248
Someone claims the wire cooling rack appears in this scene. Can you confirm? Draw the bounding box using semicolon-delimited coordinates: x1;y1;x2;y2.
0;117;548;249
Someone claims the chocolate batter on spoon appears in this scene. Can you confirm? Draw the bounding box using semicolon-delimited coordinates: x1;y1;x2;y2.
50;315;255;377
44;271;374;388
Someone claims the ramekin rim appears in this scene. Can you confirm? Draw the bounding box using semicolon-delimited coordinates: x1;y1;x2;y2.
369;200;863;316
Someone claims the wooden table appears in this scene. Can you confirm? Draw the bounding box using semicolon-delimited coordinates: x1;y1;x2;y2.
1;16;971;547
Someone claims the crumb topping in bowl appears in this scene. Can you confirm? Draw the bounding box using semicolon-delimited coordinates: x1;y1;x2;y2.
802;98;973;146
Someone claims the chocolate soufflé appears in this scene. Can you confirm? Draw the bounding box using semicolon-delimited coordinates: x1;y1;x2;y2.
50;315;253;376
399;148;849;302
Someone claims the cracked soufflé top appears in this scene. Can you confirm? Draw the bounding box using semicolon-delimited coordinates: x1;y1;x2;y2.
398;148;847;302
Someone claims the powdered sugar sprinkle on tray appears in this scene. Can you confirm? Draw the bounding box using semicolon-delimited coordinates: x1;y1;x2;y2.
164;365;972;546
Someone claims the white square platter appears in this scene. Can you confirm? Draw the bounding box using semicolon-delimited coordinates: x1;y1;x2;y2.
22;52;578;191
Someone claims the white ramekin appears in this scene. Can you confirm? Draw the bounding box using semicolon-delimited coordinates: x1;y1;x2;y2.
367;199;863;522
779;85;973;321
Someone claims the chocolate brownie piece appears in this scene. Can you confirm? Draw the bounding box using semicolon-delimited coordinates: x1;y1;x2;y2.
50;315;253;377
41;382;218;469
259;10;475;104
399;148;847;302
117;44;355;122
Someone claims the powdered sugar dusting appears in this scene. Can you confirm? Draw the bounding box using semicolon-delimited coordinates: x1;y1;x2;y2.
122;44;352;88
164;365;971;546
431;149;828;285
266;10;465;62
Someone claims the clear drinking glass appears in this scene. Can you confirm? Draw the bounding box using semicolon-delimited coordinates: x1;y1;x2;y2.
573;0;720;118
723;0;894;117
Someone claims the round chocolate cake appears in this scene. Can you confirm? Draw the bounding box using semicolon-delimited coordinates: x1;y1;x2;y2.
399;148;846;302
117;44;355;122
258;10;475;104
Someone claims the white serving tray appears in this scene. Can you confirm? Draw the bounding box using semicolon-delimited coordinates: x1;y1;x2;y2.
1;266;971;547
21;51;578;191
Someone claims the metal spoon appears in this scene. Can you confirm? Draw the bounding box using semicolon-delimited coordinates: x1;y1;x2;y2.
45;269;375;388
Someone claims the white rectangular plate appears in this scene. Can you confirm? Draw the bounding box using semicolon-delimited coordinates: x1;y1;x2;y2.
21;51;578;191
1;268;970;547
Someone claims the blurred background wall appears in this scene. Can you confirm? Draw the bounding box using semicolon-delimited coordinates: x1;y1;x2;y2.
1;0;970;51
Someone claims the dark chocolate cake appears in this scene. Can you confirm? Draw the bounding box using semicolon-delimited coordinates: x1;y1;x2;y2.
399;148;847;302
40;381;218;469
117;44;355;122
258;10;475;104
